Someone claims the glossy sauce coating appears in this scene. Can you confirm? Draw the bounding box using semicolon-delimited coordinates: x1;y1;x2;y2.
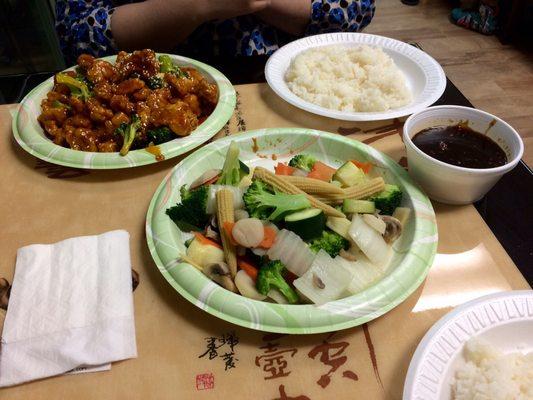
412;124;507;169
38;50;218;153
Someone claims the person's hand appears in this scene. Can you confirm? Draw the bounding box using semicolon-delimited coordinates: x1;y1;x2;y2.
199;0;271;21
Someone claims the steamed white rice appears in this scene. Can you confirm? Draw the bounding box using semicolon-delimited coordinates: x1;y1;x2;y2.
285;45;412;113
452;338;533;400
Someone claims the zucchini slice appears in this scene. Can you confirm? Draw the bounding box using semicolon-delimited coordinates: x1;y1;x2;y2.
325;216;351;240
343;199;376;214
333;161;366;187
284;208;325;240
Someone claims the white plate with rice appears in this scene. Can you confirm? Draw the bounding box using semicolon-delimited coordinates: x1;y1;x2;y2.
265;33;446;121
403;290;533;400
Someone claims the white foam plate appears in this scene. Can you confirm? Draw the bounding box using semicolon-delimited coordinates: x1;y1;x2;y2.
265;33;446;122
403;290;533;400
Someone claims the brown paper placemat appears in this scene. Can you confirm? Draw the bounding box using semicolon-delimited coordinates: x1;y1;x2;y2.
0;84;529;400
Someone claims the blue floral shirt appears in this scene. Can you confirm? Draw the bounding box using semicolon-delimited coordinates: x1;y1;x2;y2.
56;0;376;64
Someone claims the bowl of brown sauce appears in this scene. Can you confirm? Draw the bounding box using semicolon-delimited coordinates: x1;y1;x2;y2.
403;105;524;204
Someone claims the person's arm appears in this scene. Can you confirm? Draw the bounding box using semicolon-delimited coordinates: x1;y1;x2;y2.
55;0;271;63
112;0;272;51
111;0;206;51
256;0;310;36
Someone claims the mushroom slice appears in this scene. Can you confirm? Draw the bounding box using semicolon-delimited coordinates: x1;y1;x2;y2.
190;169;221;190
381;215;402;244
203;262;237;293
312;273;325;289
209;215;218;229
339;248;358;262
205;225;220;242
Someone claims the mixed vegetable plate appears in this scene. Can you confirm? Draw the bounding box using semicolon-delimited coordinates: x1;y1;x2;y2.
166;141;411;305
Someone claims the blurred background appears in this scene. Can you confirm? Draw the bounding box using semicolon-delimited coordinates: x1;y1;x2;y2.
1;0;532;104
0;0;64;104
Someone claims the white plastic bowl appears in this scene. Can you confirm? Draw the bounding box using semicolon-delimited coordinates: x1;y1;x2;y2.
403;106;524;205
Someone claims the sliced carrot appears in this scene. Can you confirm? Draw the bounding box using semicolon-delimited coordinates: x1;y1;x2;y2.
307;161;336;181
222;221;238;246
237;259;258;281
351;160;373;174
193;232;222;249
274;162;296;176
258;226;276;248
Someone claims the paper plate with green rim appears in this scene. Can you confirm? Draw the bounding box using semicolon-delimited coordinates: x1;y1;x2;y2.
146;128;438;334
12;54;236;169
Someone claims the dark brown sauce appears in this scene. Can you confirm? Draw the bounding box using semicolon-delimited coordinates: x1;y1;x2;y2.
251;137;259;153
412;124;507;169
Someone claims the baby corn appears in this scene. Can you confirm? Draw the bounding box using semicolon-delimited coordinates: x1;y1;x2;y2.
279;175;344;195
314;177;385;204
253;167;345;218
344;177;385;198
216;189;237;278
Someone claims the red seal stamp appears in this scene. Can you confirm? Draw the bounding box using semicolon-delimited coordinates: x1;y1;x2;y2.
196;373;215;390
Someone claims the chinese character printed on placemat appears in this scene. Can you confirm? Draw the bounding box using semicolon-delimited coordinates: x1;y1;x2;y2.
255;333;298;380
198;331;239;371
307;332;358;388
259;331;366;400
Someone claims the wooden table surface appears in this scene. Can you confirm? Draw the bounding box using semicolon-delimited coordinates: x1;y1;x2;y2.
367;0;533;167
0;83;530;400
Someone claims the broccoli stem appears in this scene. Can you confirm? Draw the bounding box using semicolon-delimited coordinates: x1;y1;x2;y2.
256;261;299;304
217;141;242;186
116;115;141;156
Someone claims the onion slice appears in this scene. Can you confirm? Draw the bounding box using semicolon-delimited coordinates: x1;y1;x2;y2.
267;229;316;276
293;250;352;305
362;214;386;235
349;214;391;267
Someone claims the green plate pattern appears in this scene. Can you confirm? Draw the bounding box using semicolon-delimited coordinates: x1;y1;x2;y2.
146;128;438;333
12;54;236;169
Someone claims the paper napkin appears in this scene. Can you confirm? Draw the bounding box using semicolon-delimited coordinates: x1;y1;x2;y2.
0;230;137;387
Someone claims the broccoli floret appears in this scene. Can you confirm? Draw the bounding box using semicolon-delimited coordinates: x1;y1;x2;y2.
55;73;91;101
256;260;299;304
288;154;317;172
158;55;175;73
243;180;311;221
308;230;349;258
166;185;209;232
369;184;402;215
114;114;141;156
147;74;165;89
147;126;175;145
217;141;248;186
158;55;189;78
